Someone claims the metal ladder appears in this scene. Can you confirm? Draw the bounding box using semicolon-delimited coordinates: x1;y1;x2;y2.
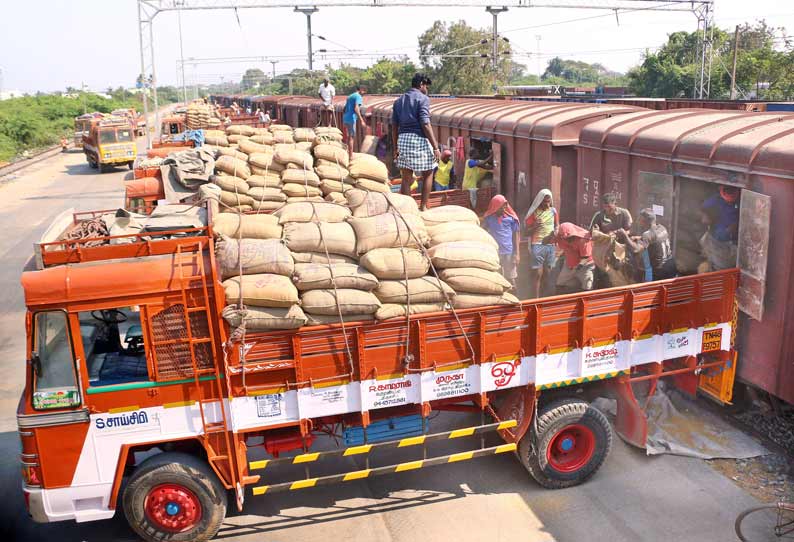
175;241;237;489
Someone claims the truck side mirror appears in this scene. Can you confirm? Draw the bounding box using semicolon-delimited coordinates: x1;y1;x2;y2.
31;352;42;378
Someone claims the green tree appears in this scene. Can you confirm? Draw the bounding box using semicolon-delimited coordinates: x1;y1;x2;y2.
241;68;266;91
361;58;417;94
418;20;521;94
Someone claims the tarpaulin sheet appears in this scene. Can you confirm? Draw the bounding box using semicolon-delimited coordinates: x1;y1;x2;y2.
594;385;768;459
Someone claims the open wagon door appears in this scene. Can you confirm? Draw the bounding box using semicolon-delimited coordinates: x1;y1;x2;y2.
736;189;771;321
637;172;674;232
491;142;502;195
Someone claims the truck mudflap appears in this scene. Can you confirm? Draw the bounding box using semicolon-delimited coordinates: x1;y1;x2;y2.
248;419;517;495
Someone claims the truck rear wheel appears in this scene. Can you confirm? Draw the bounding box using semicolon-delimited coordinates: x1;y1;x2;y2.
518;398;612;489
123;452;227;542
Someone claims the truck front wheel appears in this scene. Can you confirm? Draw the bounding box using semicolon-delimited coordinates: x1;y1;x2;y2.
518;398;612;489
123;452;227;542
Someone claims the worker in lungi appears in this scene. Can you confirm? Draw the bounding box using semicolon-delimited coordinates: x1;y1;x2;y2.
483;195;521;291
392;73;442;211
699;185;739;271
553;222;595;294
617;208;677;281
525;188;558;298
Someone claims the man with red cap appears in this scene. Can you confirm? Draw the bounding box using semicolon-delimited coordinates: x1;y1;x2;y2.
483;195;520;290
433;149;455;191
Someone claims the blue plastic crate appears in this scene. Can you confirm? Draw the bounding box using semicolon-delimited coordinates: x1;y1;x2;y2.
343;414;429;446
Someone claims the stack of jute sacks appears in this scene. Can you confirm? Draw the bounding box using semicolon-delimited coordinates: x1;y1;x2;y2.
214;212;308;331
348;153;391;194
186;101;214;130
346;190;456;320
278;201;382;324
422;205;519;308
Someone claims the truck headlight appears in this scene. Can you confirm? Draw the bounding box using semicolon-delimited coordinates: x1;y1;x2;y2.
103;153;110;158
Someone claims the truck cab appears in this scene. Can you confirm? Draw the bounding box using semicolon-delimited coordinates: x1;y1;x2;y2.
82;117;137;172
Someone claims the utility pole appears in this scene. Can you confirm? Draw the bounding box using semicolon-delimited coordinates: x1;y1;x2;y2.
270;60;279;85
295;7;319;71
535;35;542;78
486;7;508;93
730;25;740;100
176;0;187;103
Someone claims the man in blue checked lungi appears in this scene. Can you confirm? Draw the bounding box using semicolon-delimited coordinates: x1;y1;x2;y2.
391;73;442;211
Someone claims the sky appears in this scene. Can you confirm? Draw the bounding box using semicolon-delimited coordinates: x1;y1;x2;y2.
1;0;794;94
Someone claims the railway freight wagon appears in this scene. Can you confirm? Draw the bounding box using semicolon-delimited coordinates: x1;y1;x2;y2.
577;108;792;404
368;98;640;221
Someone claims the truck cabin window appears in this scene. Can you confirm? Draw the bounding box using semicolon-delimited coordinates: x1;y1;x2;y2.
32;311;81;410
79;307;149;387
117;129;133;142
99;130;117;144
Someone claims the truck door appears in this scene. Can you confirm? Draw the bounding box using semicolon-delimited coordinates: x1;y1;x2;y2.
491;142;502;195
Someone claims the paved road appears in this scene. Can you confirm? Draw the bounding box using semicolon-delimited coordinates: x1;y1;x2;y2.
0;148;762;541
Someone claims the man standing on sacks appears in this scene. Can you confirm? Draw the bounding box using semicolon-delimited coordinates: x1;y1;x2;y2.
392;73;442;211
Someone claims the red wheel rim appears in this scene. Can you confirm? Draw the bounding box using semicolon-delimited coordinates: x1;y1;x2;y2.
144;483;202;533
546;424;596;473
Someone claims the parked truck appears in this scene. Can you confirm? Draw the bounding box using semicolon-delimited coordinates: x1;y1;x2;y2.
17;203;738;541
82;116;137;172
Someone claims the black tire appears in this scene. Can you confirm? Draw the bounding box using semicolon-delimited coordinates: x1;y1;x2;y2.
123;452;227;542
735;504;794;541
88;157;98;169
518;398;612;489
128;161;135;170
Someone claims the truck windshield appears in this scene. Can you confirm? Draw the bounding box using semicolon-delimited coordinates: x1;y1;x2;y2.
99;130;117;144
117;129;133;142
32;311;81;410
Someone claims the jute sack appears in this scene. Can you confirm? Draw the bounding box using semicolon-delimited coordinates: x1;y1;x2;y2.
348;213;428;254
293;128;316;142
287;196;324;203
246;174;282;188
281;169;321;187
453;292;520;309
222;304;307;331
374;277;454;304
439;268;512;295
428;222;498;249
248;152;278;170
213;213;281;239
314;137;345;148
269;124;292;132
219;190;254;208
315;126;343;136
293;263;378;291
351;152;379;163
359;248;430;279
212;175;249;194
283;221;357;257
205;135;229;147
273;142;296;152
274;201;351;224
282;183;322;198
275;148;313;169
226;125;256;136
349;159;388;182
274;131;295;144
355;179;391;193
420;205;479;228
427;241;500;271
252;200;284;212
216;155;252;179
215;235;294;278
347;190;419;218
320;179;346;195
216;147;248;161
325;192;347;204
223;274;299;307
227;134;248;145
315;164;350;182
206;129;226;138
376;303;446;320
307;313;374;325
239;139;271;155
248;186;287;202
300;289;381;316
229;205;253;212
251;162;285;175
296;141;313;153
250;133;274;145
292;252;357;265
314;144;349;168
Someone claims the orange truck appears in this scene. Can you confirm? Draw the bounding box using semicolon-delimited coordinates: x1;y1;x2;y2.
82;117;137;172
17;204;739;541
